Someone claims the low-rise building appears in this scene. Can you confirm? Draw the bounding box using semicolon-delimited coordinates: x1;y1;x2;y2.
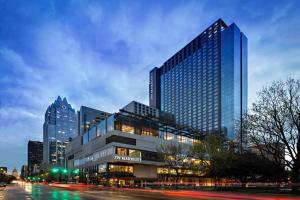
66;101;204;186
0;167;7;174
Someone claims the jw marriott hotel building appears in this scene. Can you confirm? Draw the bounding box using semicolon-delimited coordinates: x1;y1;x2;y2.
150;19;247;139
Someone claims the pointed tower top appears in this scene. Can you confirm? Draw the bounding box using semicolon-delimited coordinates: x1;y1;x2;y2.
57;96;62;101
63;97;68;103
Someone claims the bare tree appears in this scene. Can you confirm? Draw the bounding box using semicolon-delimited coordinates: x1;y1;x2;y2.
247;78;300;191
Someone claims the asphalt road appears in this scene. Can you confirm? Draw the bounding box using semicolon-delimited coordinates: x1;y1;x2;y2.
1;182;299;200
0;182;189;200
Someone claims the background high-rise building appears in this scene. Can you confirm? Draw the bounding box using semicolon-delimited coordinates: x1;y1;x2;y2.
43;96;77;166
27;140;43;175
20;165;28;179
149;19;247;140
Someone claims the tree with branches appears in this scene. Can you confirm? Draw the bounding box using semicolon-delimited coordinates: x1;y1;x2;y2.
247;78;300;192
191;134;235;186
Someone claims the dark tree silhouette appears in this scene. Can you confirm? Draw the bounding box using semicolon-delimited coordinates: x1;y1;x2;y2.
247;78;300;192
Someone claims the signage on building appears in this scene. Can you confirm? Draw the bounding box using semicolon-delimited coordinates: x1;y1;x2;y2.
113;155;141;162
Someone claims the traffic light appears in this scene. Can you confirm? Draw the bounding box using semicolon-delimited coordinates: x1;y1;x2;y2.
51;168;59;174
62;169;68;174
73;169;79;175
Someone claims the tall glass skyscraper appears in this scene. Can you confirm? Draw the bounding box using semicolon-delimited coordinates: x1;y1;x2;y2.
149;19;247;140
43;96;77;166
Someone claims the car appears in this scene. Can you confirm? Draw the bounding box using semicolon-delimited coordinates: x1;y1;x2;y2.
0;182;7;187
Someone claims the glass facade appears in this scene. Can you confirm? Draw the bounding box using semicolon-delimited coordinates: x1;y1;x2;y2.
221;23;248;139
43;96;77;166
80;111;202;146
150;19;247;140
27;141;43;175
78;106;110;135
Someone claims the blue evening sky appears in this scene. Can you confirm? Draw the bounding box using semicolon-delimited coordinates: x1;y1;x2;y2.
0;0;300;173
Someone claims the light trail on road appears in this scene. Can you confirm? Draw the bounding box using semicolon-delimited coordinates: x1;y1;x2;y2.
2;181;298;200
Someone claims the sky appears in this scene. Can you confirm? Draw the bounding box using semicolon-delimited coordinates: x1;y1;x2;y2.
0;0;300;173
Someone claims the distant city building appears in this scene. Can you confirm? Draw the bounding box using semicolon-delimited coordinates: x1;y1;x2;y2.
20;165;28;179
43;96;77;167
0;167;7;174
149;19;248;140
28;140;43;175
66;102;203;186
12;168;18;178
78;106;110;135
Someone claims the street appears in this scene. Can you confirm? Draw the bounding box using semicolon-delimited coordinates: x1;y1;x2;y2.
0;182;186;200
0;182;300;200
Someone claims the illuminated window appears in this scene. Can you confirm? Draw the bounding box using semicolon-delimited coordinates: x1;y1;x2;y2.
109;165;133;173
129;149;141;157
157;167;176;175
165;133;174;140
121;124;134;134
98;164;107;173
142;129;158;137
116;147;127;156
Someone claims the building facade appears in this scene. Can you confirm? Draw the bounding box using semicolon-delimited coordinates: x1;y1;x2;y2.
78;106;110;136
149;19;247;140
121;101;175;123
0;167;7;174
66;102;203;186
12;168;18;178
28;140;43;175
20;165;28;179
43;96;77;167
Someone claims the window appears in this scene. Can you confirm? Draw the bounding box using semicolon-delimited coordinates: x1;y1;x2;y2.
83;133;88;145
107;115;114;132
89;127;96;141
142;128;158;137
97;120;106;136
116;147;127;156
164;132;174;140
109;165;133;173
129;149;141;157
121;124;134;134
98;164;106;173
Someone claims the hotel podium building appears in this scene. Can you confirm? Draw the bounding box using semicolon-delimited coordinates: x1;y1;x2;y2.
66;101;203;186
149;19;248;140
